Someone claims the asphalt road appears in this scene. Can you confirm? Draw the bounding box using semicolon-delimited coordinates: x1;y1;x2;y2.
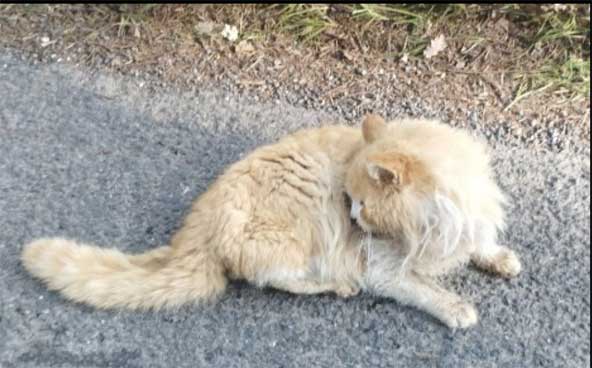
0;51;590;368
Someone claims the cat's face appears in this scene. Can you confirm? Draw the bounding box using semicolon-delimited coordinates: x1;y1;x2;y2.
345;115;435;236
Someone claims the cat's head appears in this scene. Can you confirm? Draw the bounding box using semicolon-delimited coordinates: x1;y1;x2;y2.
345;114;437;237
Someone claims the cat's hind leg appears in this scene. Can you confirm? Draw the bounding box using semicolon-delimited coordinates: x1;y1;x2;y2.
236;226;360;298
268;278;359;298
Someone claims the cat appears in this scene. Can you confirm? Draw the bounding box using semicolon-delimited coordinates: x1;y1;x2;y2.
21;114;521;329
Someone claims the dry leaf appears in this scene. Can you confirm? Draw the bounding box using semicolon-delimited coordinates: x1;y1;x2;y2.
235;40;255;55
221;24;239;42
195;21;221;37
195;21;215;35
423;34;447;59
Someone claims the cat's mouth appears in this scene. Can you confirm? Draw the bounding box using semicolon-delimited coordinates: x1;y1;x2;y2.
343;192;354;223
344;192;390;239
349;215;358;227
343;193;366;229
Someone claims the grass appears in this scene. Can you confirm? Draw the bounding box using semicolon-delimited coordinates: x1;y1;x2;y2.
513;56;590;104
276;4;335;42
0;3;589;113
501;5;590;106
350;4;429;57
272;4;590;102
533;12;587;47
351;4;426;25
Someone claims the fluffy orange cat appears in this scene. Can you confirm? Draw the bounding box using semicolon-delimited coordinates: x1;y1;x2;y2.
22;114;521;329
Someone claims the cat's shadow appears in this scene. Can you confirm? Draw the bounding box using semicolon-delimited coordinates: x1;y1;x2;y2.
20;87;321;253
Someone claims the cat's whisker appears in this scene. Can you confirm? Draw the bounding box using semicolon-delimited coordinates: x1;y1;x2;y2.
397;251;412;283
366;231;372;273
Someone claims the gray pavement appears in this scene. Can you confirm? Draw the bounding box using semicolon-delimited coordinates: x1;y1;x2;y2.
0;51;590;368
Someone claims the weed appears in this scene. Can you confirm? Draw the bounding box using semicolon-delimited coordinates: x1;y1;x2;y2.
276;5;335;42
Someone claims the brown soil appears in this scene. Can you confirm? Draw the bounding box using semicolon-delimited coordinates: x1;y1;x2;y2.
0;4;589;143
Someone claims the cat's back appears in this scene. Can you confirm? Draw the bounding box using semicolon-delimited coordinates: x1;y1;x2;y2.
276;124;362;162
203;124;362;211
227;124;362;175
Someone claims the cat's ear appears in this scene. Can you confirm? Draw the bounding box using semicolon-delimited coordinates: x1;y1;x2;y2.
362;114;387;143
366;153;406;187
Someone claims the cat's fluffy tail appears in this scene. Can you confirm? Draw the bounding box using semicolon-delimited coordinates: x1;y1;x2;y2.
21;237;227;310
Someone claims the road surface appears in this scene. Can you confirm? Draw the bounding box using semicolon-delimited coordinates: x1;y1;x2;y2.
0;51;589;367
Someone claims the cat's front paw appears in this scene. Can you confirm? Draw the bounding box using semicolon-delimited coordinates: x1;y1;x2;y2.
335;283;360;298
492;248;522;278
439;302;479;329
473;246;522;279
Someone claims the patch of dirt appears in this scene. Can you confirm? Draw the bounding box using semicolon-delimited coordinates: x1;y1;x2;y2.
0;4;589;148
